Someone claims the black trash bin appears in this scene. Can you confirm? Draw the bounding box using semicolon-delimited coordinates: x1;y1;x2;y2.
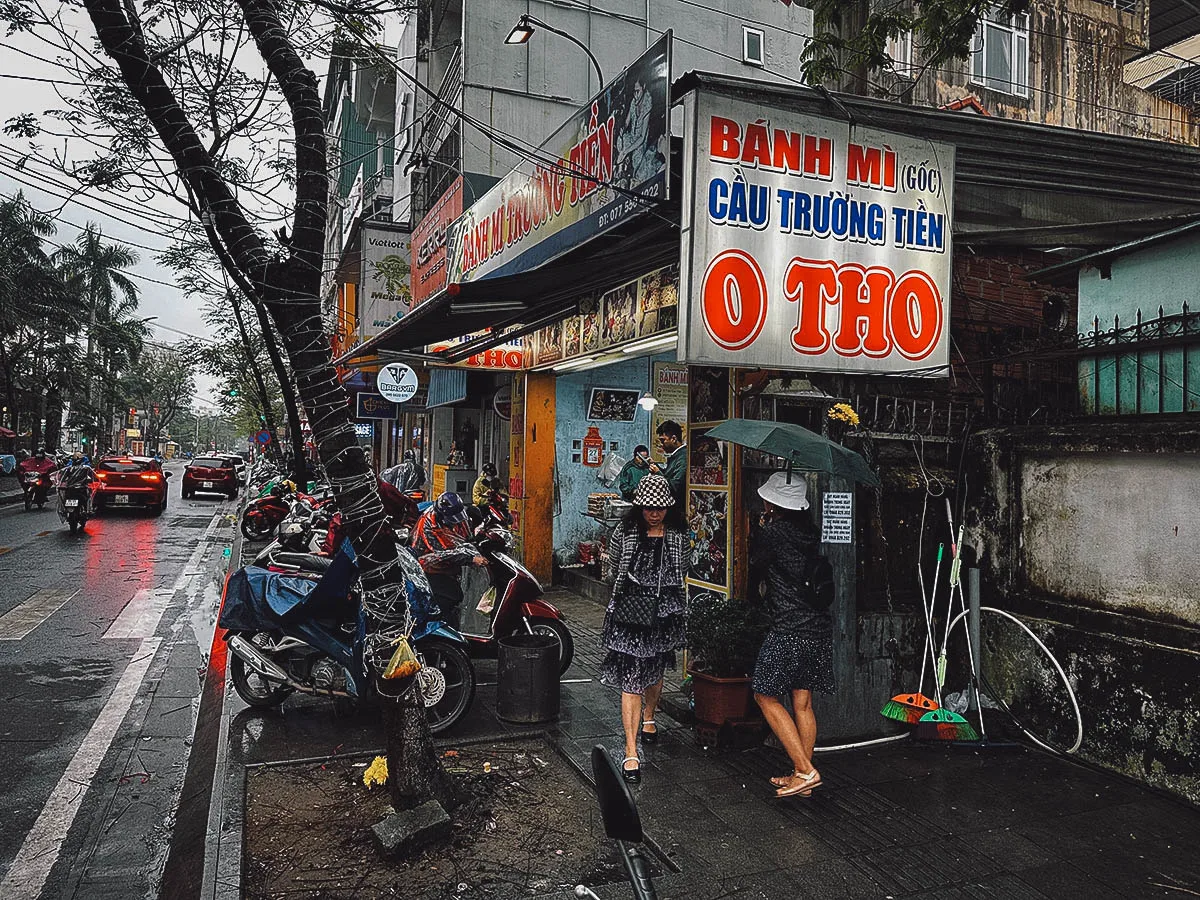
496;633;561;724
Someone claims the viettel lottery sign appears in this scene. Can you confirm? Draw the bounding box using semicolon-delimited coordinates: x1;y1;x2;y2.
678;90;955;374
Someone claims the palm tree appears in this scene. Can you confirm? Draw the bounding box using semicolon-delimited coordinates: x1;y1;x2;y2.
55;225;142;448
0;193;58;435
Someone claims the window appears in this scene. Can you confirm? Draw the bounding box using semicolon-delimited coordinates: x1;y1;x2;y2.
743;26;765;67
886;30;914;77
970;10;1029;97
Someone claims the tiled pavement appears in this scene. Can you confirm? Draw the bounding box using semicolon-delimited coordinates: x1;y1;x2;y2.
211;577;1200;900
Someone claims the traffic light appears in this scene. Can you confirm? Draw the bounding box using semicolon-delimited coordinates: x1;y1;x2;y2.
227;388;240;398
129;407;137;416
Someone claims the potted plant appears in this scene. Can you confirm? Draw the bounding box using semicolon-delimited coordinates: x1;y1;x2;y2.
686;592;764;725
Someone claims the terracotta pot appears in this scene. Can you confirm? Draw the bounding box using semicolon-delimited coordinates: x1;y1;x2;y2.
688;665;754;725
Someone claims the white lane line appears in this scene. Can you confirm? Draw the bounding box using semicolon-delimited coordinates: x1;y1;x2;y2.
0;589;80;641
0;636;162;899
102;512;222;641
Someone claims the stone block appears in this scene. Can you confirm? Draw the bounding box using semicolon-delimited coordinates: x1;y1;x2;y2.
370;800;451;858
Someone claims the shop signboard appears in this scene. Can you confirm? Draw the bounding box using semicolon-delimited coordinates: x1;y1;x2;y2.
679;90;955;374
356;391;399;420
359;225;413;339
411;178;462;306
444;33;671;285
429;333;527;369
650;362;688;463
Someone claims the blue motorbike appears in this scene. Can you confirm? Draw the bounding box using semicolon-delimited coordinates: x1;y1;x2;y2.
218;543;476;733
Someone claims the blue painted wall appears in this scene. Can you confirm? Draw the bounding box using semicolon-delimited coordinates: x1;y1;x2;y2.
553;354;670;559
1078;233;1200;328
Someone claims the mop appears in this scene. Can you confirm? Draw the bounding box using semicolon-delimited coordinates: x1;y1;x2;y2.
879;543;943;723
916;515;979;742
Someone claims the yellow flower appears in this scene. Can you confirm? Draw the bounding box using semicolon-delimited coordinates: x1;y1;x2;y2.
827;403;860;426
363;755;388;789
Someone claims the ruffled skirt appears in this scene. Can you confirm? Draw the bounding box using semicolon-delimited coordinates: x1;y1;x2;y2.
599;586;686;694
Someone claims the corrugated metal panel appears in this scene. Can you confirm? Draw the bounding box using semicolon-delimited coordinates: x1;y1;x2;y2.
426;368;468;408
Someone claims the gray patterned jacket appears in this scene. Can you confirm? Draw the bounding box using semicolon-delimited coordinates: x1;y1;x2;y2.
604;519;687;600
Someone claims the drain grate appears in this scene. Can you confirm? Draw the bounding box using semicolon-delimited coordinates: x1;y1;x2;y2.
168;516;215;528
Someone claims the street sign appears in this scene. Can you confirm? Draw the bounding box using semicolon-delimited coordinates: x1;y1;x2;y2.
254;430;271;444
355;391;399;420
375;363;418;403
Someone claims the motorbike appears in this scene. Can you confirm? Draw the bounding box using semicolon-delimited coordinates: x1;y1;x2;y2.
455;499;575;674
241;482;331;541
574;746;658;900
56;470;95;534
20;469;52;510
219;543;475;733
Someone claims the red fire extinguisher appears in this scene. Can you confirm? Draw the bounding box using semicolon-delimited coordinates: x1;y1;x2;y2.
582;426;604;467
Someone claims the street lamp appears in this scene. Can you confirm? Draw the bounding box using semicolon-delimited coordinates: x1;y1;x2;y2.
504;14;605;88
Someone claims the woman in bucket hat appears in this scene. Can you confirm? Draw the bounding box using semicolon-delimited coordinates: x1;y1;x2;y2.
600;473;687;783
750;471;836;798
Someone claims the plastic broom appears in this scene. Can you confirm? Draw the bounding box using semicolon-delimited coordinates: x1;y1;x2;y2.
917;522;979;741
880;543;943;724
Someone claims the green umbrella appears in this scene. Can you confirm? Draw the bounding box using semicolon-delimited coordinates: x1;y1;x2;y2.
705;418;880;487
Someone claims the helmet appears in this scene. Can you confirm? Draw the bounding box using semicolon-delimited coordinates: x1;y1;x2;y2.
481;462;497;478
71;451;84;462
403;449;417;463
35;447;46;459
433;491;469;529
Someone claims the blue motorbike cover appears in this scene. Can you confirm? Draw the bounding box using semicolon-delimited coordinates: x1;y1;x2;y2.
219;548;359;632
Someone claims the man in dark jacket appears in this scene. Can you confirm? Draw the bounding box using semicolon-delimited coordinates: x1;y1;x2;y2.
652;420;687;505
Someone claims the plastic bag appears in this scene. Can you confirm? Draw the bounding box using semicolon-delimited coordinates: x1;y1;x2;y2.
382;637;421;680
476;586;497;615
596;451;627;487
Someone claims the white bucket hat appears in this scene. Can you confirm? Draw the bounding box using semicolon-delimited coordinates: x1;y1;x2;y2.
757;471;809;510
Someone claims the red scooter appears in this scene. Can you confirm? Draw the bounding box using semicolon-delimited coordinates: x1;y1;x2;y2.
458;500;574;674
240;482;331;541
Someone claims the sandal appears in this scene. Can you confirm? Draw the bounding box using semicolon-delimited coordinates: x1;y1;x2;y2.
641;720;658;744
775;769;821;798
622;756;642;784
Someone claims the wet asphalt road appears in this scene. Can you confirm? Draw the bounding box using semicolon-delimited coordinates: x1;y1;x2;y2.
0;463;236;900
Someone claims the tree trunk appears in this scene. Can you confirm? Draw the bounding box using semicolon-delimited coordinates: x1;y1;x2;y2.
252;302;307;485
229;291;283;462
381;691;458;812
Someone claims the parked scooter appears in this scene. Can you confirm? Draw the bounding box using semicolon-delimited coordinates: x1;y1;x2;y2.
220;544;476;733
241;481;332;541
458;500;574;674
21;470;52;510
574;746;658;900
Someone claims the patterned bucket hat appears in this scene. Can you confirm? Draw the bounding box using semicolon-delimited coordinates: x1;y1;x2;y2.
632;473;675;507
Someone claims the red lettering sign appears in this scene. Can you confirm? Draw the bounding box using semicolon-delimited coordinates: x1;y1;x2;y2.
701;250;768;351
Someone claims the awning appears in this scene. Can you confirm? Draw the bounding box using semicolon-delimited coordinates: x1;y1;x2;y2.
337;211;679;364
426;368;468;408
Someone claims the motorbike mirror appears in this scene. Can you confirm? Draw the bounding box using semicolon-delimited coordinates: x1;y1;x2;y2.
590;745;644;843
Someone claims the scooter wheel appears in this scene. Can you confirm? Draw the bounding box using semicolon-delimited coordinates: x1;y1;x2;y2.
240;515;276;541
522;619;575;675
229;635;295;708
417;638;475;734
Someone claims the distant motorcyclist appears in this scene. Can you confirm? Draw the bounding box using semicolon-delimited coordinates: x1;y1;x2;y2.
410;492;486;630
17;448;56;508
382;448;426;493
17;448;56;478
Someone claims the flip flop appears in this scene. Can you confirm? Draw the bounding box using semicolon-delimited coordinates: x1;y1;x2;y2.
775;770;821;798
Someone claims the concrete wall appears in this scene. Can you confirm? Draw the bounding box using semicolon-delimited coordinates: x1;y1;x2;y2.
972;426;1200;802
1021;452;1200;626
460;0;813;177
904;0;1200;143
1077;233;1200;328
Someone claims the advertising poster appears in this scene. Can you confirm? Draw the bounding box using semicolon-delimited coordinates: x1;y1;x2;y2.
679;91;955;374
411;178;462;306
688;426;728;487
687;489;728;588
445;34;671;285
689;366;730;424
650;362;688;463
636;264;680;337
359;226;413;340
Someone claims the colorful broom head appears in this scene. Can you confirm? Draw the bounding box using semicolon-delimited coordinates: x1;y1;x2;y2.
880;692;939;724
916;707;979;742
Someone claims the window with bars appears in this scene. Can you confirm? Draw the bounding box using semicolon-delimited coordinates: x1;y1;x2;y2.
886;30;914;78
970;11;1030;97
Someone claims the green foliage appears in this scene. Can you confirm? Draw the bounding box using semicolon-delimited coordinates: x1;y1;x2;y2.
686;592;765;679
801;0;1030;88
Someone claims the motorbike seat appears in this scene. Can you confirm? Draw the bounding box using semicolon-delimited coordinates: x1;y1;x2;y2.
273;552;332;572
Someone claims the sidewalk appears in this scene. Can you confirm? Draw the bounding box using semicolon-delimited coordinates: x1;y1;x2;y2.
206;578;1200;899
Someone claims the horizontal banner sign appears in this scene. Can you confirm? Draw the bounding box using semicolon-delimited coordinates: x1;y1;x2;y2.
679;90;955;374
445;32;671;285
356;391;399;420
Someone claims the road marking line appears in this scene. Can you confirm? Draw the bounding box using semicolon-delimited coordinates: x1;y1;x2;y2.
0;589;80;641
0;635;162;900
102;512;222;642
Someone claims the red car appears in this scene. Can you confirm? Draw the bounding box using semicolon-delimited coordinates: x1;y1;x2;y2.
182;456;240;500
93;456;171;516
